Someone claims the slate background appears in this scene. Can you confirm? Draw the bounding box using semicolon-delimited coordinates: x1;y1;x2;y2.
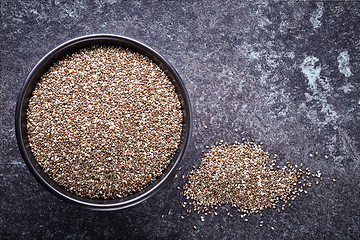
1;1;359;239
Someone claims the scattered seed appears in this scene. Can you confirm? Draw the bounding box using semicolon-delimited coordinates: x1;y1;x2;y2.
181;141;322;219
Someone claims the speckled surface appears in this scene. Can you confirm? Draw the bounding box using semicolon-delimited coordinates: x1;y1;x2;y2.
1;1;360;239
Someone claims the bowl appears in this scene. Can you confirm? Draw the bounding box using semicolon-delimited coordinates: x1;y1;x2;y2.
15;34;192;210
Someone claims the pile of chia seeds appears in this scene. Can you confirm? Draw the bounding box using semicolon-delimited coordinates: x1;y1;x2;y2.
27;45;183;199
181;141;322;219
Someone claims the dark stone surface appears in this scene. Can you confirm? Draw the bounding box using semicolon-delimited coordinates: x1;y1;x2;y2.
1;1;359;239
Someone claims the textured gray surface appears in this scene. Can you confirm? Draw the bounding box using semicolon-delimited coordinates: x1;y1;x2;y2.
1;1;359;239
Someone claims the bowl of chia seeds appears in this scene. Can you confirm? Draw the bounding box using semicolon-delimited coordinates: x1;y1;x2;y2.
15;34;191;210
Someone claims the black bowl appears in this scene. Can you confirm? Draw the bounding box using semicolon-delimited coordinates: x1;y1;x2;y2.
15;34;192;210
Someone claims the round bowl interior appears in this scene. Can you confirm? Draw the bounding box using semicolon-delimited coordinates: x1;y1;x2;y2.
15;34;191;210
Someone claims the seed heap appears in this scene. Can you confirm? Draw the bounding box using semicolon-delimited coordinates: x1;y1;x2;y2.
182;141;321;216
27;46;183;199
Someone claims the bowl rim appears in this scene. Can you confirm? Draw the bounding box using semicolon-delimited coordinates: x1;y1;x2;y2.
15;34;192;210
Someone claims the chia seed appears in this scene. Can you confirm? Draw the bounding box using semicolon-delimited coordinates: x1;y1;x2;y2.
27;45;183;199
183;141;322;217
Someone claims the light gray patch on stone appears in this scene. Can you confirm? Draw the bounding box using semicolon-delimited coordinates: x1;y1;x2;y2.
337;51;353;78
258;16;272;29
299;64;339;127
9;161;25;165
300;56;321;94
310;2;324;29
284;51;295;59
339;83;354;93
102;0;117;4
